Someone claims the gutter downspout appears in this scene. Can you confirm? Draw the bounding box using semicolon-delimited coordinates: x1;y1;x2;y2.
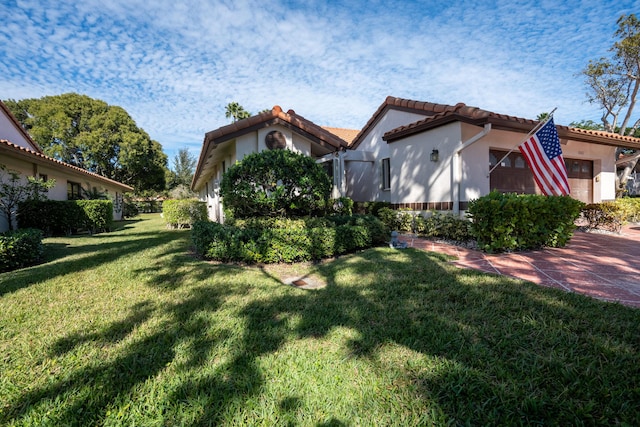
453;123;491;216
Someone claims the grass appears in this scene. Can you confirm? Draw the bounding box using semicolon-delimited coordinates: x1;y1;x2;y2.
1;214;639;426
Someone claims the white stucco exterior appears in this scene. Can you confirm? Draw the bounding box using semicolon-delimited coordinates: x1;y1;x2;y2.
346;108;620;215
347;109;428;203
193;99;636;222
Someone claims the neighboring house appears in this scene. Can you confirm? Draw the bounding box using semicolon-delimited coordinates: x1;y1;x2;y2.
0;100;133;232
191;96;640;222
191;106;349;222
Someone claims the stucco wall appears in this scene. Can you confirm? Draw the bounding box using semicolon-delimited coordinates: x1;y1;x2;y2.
347;118;618;210
347;109;428;202
390;122;461;204
0;113;34;150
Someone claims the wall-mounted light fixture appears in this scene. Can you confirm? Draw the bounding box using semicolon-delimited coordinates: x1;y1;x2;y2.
430;149;439;162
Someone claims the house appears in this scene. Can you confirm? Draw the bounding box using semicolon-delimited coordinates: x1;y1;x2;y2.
191;96;640;222
0;100;133;232
191;106;349;222
347;97;640;213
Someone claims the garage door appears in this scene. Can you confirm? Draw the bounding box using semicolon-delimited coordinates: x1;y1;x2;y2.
490;150;593;203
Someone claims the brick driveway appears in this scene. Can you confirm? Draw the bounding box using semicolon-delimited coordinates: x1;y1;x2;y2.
403;225;640;308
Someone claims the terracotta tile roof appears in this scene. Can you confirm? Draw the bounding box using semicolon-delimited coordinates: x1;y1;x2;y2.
380;98;640;150
0;138;134;191
321;127;360;145
203;106;349;149
0;100;43;153
349;96;463;148
193;106;349;189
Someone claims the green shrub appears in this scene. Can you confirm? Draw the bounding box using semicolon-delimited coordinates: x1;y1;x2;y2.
18;200;113;235
353;201;391;216
614;197;640;223
467;191;584;253
163;199;207;229
191;214;388;264
415;212;472;242
328;197;354;216
220;149;331;218
76;200;113;233
376;207;399;231
0;228;44;272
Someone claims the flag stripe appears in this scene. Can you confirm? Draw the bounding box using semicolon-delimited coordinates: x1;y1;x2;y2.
518;118;570;196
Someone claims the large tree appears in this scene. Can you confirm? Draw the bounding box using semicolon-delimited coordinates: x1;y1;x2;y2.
581;14;640;195
3;93;168;192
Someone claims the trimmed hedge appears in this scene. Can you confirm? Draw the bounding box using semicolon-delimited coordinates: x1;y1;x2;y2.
467;192;584;253
18;200;113;235
616;197;640;223
191;214;388;264
0;228;44;272
220;149;332;218
163;199;207;229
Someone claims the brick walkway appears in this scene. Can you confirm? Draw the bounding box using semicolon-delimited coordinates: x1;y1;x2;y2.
401;225;640;308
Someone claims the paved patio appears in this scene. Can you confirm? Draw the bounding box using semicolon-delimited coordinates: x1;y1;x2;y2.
401;224;640;308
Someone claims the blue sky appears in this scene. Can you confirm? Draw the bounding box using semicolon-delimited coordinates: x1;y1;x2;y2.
0;0;637;162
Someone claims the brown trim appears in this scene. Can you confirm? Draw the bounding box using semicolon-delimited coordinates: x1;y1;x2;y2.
390;202;454;211
0;139;133;192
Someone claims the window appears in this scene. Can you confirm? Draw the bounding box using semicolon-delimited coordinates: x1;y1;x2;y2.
381;158;390;190
67;181;82;200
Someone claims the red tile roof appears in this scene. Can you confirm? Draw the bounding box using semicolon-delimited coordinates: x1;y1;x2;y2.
349;96;461;148
193;106;349;189
380;98;640;149
0;138;134;191
203;106;349;149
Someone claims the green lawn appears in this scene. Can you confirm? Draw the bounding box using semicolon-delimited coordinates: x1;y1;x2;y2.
1;214;639;426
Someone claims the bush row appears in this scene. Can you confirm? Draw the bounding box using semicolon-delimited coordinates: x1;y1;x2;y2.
163;199;207;229
0;228;44;272
468;192;584;253
375;207;472;242
18;200;113;235
192;215;388;263
581;198;640;232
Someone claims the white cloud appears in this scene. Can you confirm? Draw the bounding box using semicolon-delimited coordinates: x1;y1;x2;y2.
1;0;638;160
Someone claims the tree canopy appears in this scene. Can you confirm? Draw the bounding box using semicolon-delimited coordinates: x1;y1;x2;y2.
166;148;197;199
581;13;640;193
3;93;168;192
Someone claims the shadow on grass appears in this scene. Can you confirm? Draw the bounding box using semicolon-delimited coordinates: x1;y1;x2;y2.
3;225;640;425
0;228;190;297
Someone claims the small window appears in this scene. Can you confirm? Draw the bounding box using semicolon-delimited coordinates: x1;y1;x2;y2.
381;158;390;190
67;181;82;200
489;153;497;167
572;161;580;173
514;156;526;168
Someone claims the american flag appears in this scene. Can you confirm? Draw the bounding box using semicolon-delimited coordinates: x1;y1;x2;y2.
519;118;570;196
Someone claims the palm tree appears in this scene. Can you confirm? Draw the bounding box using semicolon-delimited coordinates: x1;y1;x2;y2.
225;102;251;123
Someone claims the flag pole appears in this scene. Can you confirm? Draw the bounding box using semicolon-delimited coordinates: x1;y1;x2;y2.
488;107;557;176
